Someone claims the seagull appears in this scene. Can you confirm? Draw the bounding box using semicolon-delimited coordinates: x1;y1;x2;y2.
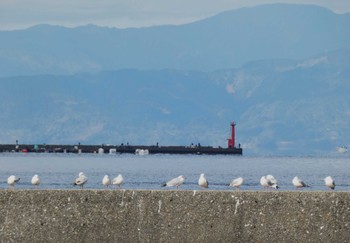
229;177;244;190
266;174;279;189
31;174;40;187
260;176;270;189
102;174;111;188
7;175;20;189
260;175;279;190
73;172;88;189
198;173;209;188
324;176;335;190
112;174;124;188
292;176;309;189
162;175;185;190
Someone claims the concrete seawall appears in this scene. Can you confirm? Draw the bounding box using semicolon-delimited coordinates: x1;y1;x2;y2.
0;190;349;242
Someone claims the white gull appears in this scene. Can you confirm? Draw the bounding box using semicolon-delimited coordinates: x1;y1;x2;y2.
292;176;309;189
260;175;279;190
162;175;185;190
229;177;244;190
324;176;335;190
198;173;208;188
31;174;40;187
74;172;88;189
112;174;124;188
266;174;279;189
102;174;111;188
7;175;20;189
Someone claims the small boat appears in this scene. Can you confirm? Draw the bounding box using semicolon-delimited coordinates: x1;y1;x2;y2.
336;146;347;154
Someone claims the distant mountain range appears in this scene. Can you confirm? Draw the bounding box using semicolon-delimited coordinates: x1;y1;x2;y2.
0;4;349;77
1;48;349;155
0;4;349;155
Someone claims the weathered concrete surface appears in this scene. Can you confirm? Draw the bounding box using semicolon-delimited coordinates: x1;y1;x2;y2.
0;190;349;242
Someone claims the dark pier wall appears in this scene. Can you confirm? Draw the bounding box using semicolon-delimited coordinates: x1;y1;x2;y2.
0;144;242;155
0;190;349;242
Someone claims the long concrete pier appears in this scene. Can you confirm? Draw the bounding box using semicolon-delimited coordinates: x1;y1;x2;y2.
0;190;349;242
0;143;243;155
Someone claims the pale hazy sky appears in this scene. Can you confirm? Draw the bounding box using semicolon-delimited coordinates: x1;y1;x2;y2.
1;0;349;30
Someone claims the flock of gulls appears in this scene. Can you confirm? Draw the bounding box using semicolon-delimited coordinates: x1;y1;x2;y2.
6;172;336;190
162;174;336;190
6;173;124;189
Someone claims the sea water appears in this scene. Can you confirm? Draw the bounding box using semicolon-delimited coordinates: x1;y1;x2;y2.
0;153;349;191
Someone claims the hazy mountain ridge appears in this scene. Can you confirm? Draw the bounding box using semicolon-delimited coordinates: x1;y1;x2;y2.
1;4;350;77
1;48;349;155
1;3;350;155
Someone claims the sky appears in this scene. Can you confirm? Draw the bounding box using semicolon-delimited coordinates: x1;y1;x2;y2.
1;0;350;30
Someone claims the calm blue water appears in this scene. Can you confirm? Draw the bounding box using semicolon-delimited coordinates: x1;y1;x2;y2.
0;153;349;191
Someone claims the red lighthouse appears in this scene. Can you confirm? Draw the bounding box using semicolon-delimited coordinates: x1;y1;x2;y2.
227;122;236;148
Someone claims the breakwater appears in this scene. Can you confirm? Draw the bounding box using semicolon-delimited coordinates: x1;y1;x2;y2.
0;190;349;242
0;144;242;155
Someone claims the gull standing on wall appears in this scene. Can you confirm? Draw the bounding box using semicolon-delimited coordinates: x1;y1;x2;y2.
324;176;335;190
31;174;40;188
112;174;124;188
162;175;185;190
266;175;279;189
292;176;309;189
7;175;20;189
260;175;279;190
102;174;111;188
74;172;88;189
229;177;244;190
198;173;209;188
